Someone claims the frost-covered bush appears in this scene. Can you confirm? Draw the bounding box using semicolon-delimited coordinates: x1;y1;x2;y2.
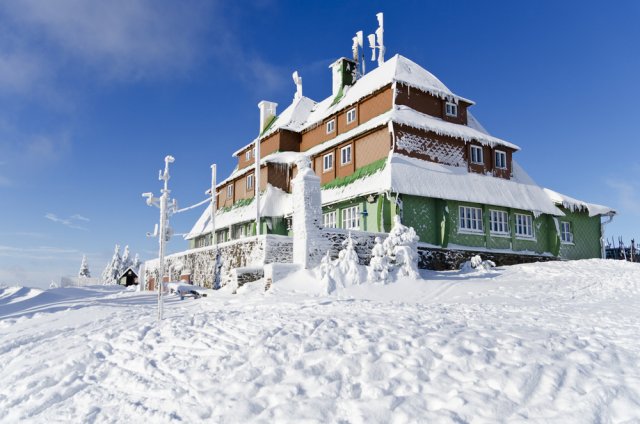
367;237;390;283
383;215;420;279
460;255;496;273
319;251;336;294
334;234;363;287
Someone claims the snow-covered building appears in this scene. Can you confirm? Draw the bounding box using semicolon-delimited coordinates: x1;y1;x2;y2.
186;51;614;263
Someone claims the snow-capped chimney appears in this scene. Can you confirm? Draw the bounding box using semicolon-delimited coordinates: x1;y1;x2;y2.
329;57;357;97
258;100;278;133
292;71;303;100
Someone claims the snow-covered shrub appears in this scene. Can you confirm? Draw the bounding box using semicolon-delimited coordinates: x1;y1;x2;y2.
367;237;390;283
383;215;420;279
319;250;336;294
334;234;363;287
460;255;496;273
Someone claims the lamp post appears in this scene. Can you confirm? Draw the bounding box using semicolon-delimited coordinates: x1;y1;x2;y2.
142;155;177;322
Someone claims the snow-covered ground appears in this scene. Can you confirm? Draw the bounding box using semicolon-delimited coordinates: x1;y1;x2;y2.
0;260;639;423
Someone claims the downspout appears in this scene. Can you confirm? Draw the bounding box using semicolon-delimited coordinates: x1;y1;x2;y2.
600;213;614;259
255;139;261;236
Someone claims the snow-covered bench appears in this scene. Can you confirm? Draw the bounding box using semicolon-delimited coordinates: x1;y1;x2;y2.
166;282;210;299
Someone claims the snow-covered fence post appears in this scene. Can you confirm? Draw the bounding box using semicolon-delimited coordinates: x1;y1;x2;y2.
291;157;323;269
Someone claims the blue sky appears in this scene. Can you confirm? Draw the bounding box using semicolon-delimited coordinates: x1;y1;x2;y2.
1;1;638;287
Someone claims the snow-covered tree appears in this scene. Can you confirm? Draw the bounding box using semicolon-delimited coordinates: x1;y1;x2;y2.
383;215;420;279
334;233;363;287
319;250;336;293
102;244;122;285
121;245;133;273
78;255;91;278
132;253;141;273
367;237;390;283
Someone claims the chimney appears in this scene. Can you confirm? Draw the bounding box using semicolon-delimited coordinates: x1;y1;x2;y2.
329;57;357;97
258;100;278;133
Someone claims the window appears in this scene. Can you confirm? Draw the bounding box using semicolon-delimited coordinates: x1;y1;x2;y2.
445;101;458;117
560;221;573;243
470;145;484;164
236;225;246;239
227;184;233;198
323;153;334;172
515;214;534;238
346;108;357;124
341;145;352;165
245;150;251;161
495;150;507;169
342;205;360;230
489;210;509;235
323;211;337;228
246;174;254;191
459;206;483;232
216;231;226;244
326;119;335;134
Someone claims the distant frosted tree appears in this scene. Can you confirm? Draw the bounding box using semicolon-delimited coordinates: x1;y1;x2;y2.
78;255;91;278
121;245;133;273
132;253;141;273
101;244;122;285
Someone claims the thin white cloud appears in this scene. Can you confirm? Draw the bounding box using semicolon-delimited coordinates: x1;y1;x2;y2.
44;213;89;230
0;174;10;187
606;179;640;216
0;244;81;260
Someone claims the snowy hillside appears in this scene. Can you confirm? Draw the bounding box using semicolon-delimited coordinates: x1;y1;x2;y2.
1;260;639;423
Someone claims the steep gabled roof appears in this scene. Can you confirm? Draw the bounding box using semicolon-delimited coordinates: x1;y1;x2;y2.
299;54;474;132
232;96;316;157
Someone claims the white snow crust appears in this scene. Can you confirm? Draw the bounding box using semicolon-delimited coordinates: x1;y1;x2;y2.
544;188;616;217
1;260;639;422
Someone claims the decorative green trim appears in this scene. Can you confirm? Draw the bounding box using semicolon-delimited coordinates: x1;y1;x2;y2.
260;114;278;136
219;197;254;213
321;158;386;190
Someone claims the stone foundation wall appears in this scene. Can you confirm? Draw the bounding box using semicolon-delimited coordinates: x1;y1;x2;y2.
144;235;293;289
419;247;556;270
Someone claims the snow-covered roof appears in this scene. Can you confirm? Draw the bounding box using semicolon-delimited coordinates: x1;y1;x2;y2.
388;154;563;216
543;188;616;217
216;151;304;189
185;185;292;240
299;54;474;132
232;97;316;157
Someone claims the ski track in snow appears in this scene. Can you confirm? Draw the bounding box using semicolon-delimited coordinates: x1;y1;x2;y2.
0;260;639;423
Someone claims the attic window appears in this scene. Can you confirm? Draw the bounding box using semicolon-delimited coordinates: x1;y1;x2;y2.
245;150;251;161
495;150;507;169
227;185;233;198
445;102;458;117
326;119;336;134
346;108;357;124
470;145;483;164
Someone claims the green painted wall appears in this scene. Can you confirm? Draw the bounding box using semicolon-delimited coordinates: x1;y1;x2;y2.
557;208;602;259
402;195;438;245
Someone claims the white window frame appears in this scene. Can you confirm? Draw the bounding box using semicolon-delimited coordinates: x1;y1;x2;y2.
323;211;337;228
445;101;458;117
323;153;334;172
458;206;484;233
342;205;360;230
489;210;509;235
216;231;226;244
560;221;573;244
514;213;534;238
326;119;335;134
340;145;352;165
227;184;233;198
246;174;254;191
245;150;251;161
346;108;357;124
495;150;507;170
470;145;484;165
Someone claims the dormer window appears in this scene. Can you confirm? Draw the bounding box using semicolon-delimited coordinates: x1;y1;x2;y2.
326;119;335;134
470;145;483;164
346;108;357;124
495;150;507;169
445;101;458;117
245;150;251;161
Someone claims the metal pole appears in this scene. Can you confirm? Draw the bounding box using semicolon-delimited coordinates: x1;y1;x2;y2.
255;140;261;235
157;155;173;322
210;164;217;245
